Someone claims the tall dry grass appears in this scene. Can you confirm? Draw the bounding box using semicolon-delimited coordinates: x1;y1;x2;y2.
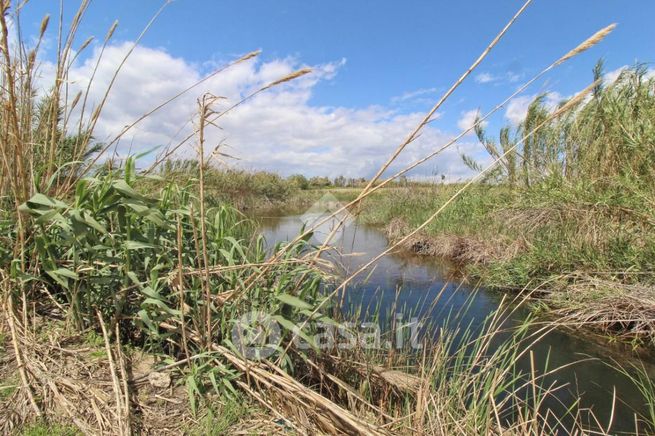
1;0;652;434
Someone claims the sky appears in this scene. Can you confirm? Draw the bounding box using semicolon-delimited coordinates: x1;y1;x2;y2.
15;0;655;180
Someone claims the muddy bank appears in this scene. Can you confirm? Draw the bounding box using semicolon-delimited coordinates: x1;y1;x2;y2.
384;218;524;266
383;217;655;346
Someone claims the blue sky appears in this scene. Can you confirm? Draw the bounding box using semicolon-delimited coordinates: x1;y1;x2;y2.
18;0;655;178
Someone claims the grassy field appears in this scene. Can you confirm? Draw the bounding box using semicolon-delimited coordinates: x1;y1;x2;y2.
352;182;654;341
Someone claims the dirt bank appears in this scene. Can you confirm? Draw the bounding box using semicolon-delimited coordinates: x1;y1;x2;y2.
383;217;655;346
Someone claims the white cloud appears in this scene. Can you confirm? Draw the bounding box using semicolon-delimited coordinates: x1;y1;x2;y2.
504;96;532;126
604;66;628;85
604;65;655;85
35;42;481;180
504;67;655;127
457;109;486;133
507;72;521;83
475;71;522;85
475;73;495;84
391;88;439;103
504;92;562;126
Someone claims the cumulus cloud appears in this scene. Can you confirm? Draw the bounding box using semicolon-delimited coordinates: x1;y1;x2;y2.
604;65;655;85
504;92;563;126
504;96;532;126
504;66;655;127
36;42;481;180
507;72;521;83
457;109;486;133
604;65;630;85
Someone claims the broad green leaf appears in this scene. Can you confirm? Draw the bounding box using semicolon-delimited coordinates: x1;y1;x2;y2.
223;236;246;259
141;286;161;299
186;375;199;415
145;211;165;226
124;241;156;250
82;213;107;234
219;248;235;265
143;298;181;316
137;309;157;333
276;293;313;310
50;267;79;280
127;271;141;286
34;209;60;224
26;193;68;210
272;315;317;349
123;200;150;214
112;180;143;199
45;268;77;289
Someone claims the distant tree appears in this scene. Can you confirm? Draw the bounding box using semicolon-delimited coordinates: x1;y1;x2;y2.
288;174;309;190
309;176;331;188
333;175;346;187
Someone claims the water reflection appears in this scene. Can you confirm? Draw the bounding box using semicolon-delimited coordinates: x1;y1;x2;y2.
257;214;655;433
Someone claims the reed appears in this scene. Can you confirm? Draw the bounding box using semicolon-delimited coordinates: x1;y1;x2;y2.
0;0;651;434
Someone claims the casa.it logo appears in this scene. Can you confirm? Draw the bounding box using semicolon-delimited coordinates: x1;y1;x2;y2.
231;311;281;360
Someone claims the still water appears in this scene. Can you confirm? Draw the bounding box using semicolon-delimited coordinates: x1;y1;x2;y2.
258;213;655;433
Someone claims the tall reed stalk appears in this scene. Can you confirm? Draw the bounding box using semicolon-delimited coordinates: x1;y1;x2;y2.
1;0;650;434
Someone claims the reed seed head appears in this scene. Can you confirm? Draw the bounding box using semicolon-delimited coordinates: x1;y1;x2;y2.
239;50;261;62
79;36;94;53
552;79;600;118
105;20;118;41
39;14;50;37
70;91;82;111
263;67;312;90
556;24;616;65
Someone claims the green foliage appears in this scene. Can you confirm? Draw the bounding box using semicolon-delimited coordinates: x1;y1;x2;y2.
333;175;346;187
360;184;513;236
308;176;331;188
18;157;325;370
361;174;655;293
365;65;655;291
83;330;105;348
158;164;296;209
469;64;655;190
287;173;309;190
0;209;14;266
189;395;250;435
0;374;18;401
20;421;80;436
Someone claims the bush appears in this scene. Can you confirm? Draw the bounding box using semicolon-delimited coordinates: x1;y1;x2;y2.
19;158;324;348
288;174;309;190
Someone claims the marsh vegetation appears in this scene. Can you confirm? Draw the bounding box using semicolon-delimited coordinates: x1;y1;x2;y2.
0;0;653;434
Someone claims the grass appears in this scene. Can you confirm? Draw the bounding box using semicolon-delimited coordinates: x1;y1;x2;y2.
347;66;655;344
358;180;654;282
351;180;655;342
157;161;298;210
0;376;17;401
152;163;375;213
20;422;81;436
0;0;653;434
189;395;252;435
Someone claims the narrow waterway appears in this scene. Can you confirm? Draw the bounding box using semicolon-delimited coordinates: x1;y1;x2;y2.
258;213;655;433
